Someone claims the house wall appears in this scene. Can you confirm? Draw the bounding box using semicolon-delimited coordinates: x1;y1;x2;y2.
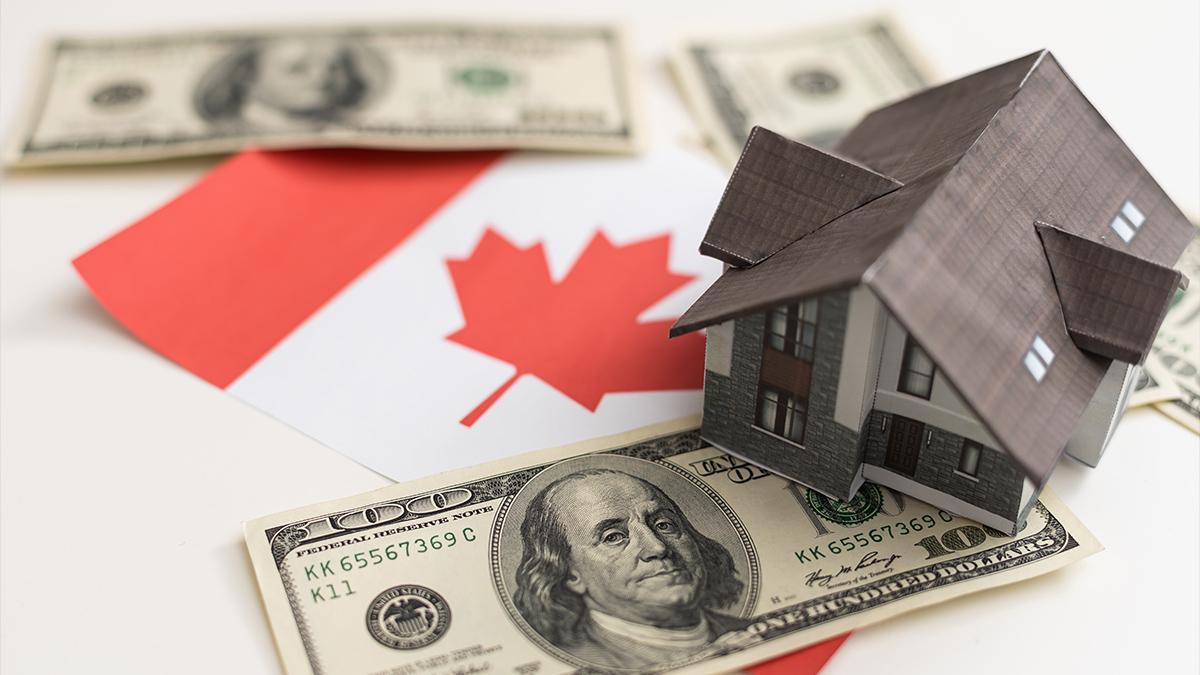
858;311;1026;524
863;313;1025;521
1064;361;1137;467
873;314;1001;448
861;463;1019;534
704;320;734;377
834;285;885;431
698;287;1027;524
700;289;864;500
861;409;1024;524
1016;478;1041;531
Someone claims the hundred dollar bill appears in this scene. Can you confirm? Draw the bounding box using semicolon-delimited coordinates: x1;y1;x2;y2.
1152;236;1200;433
8;22;643;166
1130;353;1182;408
672;17;931;167
245;417;1099;675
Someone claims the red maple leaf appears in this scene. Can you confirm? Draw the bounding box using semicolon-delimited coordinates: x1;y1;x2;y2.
446;228;706;426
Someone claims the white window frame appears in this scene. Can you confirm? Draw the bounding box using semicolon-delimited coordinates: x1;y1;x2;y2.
1024;334;1055;382
956;441;982;480
1110;199;1146;244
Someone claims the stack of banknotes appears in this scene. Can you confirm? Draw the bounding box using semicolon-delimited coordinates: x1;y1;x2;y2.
10;15;1192;675
1130;238;1200;433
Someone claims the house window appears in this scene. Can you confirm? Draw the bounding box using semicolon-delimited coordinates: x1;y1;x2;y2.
1110;199;1146;244
765;299;819;361
756;299;818;445
957;441;983;477
756;385;807;443
1023;334;1055;383
898;335;935;399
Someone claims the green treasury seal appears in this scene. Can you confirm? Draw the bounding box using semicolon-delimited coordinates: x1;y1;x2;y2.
805;484;883;526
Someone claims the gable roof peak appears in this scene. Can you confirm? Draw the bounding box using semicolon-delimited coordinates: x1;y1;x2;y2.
833;50;1048;186
697;127;903;268
1035;221;1184;365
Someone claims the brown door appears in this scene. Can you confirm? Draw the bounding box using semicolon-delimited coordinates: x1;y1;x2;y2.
885;416;924;476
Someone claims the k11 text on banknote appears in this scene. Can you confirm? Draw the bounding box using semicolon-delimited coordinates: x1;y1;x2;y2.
9;22;643;166
245;418;1100;675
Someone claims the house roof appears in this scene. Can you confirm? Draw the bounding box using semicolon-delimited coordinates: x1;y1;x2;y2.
672;50;1048;335
1036;222;1184;365
673;50;1196;487
670;165;943;336
699;127;902;267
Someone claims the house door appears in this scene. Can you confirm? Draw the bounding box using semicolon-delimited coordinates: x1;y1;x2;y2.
885;415;924;476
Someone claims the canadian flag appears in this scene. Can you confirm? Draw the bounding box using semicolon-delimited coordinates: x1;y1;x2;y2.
73;144;849;673
74;146;725;480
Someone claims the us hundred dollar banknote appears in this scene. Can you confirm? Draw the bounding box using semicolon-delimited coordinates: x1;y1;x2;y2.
672;18;930;167
8;23;643;166
1130;354;1182;408
1150;236;1200;433
245;418;1099;675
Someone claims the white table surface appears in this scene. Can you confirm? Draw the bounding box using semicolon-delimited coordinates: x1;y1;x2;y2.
2;1;1197;673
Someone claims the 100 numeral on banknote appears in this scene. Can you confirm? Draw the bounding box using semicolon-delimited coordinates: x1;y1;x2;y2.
245;419;1099;675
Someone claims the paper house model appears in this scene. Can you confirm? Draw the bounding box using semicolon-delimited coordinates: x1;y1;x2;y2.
671;50;1195;535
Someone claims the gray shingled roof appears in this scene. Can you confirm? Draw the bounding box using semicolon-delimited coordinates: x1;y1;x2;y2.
699;127;901;267
1036;221;1183;365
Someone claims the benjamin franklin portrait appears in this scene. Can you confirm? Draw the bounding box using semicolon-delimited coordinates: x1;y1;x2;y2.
498;456;755;671
194;36;386;130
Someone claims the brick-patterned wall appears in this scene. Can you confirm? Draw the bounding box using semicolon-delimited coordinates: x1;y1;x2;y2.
701;290;863;499
861;410;1023;520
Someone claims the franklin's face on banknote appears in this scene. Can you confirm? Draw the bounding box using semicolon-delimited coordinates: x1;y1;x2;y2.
195;37;383;128
513;467;748;669
557;471;706;618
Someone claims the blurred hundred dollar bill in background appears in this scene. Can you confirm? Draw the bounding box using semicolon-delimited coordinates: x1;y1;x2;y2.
1130;354;1182;408
1150;237;1200;434
671;17;930;166
7;22;644;166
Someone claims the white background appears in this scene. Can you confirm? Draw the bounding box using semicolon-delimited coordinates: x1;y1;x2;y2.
2;1;1197;673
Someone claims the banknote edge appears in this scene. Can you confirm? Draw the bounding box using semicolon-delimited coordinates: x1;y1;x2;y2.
4;37;61;166
242;415;703;540
670;487;1103;675
1154;399;1200;433
611;21;648;154
668;41;742;169
21;19;641;46
243;520;320;675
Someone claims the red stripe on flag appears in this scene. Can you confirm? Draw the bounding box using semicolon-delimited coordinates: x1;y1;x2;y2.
747;634;849;675
73;148;502;388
